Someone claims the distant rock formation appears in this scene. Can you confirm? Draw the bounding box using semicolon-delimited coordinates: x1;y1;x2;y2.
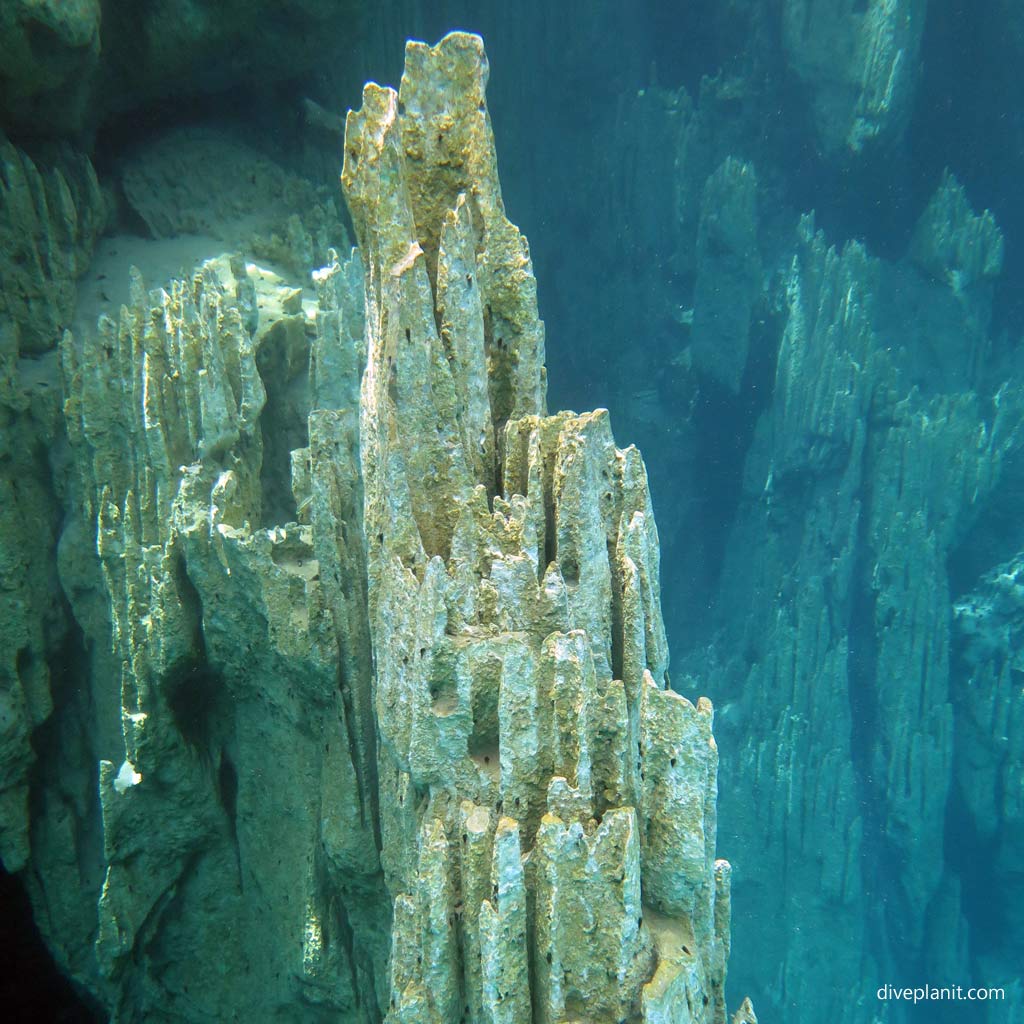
781;0;927;153
0;0;360;138
0;133;106;354
706;190;1024;1024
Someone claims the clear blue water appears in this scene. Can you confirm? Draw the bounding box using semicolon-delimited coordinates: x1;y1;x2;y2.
3;2;1022;1022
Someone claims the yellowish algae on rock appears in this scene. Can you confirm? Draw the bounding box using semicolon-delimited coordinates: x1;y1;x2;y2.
10;27;751;1024
343;31;741;1023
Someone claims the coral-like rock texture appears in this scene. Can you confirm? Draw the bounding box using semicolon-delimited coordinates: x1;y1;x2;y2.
342;32;735;1023
0;132;106;354
58;249;388;1021
5;29;745;1024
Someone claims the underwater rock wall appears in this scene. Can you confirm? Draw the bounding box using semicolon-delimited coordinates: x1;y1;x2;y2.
0;133;107;354
0;288;67;876
709;198;1024;1021
953;558;1024;994
57;248;390;1021
343;33;736;1023
780;0;927;153
0;129;106;877
0;0;363;138
3;3;1024;1023
1;27;748;1024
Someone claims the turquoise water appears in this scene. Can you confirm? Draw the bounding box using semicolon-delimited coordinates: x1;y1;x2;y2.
1;3;1022;1022
386;10;1024;1018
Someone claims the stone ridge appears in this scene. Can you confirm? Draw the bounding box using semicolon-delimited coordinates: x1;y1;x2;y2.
0;132;106;355
343;32;738;1023
58;252;389;1021
15;29;750;1024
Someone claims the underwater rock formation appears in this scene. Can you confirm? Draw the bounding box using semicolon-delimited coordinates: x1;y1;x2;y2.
708;190;1024;1022
0;130;105;876
118;126;349;280
58;247;388;1021
781;0;927;153
503;19;1024;1008
0;313;67;873
8;3;1021;1020
909;168;1004;293
343;32;736;1023
0;0;102;136
2;29;748;1024
952;559;1024;997
690;158;759;395
0;132;107;354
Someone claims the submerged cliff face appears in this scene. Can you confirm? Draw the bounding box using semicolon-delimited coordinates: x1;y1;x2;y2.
4;4;1024;1023
0;31;745;1024
488;10;1023;1019
705;197;1024;1022
342;33;735;1023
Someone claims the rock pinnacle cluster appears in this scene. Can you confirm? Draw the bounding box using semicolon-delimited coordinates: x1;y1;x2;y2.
0;31;750;1024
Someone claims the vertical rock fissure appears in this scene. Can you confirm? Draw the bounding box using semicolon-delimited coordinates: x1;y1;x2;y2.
847;491;880;833
336;655;370;834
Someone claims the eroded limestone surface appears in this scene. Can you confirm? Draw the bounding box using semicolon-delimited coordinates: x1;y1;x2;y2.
3;30;747;1024
0;132;107;354
344;33;736;1023
58;247;387;1022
